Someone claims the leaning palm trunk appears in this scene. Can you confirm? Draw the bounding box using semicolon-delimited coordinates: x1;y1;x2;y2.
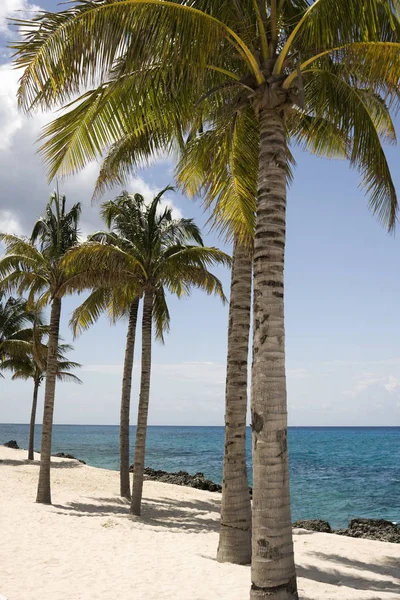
217;237;252;564
250;109;297;599
130;291;153;516
28;377;40;460
36;297;62;504
120;298;139;499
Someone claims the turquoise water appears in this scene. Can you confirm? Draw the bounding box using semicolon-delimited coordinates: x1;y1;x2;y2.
1;424;399;528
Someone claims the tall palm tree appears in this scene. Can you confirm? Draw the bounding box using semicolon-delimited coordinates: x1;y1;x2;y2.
176;128;256;563
69;192;149;499
2;332;82;460
11;1;400;594
64;187;230;515
0;191;83;504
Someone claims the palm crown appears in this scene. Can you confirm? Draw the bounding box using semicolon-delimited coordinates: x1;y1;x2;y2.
11;0;400;231
2;339;82;386
0;191;82;307
0;293;34;374
67;187;230;340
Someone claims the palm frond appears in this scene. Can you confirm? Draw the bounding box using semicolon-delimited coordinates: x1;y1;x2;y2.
152;286;170;342
56;372;83;384
70;287;113;336
13;0;260;112
304;67;398;229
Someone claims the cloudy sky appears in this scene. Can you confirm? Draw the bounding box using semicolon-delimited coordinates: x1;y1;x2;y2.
1;0;400;427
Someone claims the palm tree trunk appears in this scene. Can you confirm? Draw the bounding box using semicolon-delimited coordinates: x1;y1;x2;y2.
130;291;153;516
36;297;62;504
217;236;252;564
250;109;297;599
120;297;139;499
28;377;40;460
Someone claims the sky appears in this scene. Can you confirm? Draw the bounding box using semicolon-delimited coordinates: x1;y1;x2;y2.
1;0;400;427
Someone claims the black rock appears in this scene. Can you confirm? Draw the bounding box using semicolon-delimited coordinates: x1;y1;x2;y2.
335;518;400;543
292;519;332;533
52;452;86;465
129;466;222;492
3;440;19;449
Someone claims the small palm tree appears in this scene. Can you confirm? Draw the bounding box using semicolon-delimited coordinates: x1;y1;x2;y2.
65;187;230;514
0;190;83;503
2;327;82;460
0;292;34;370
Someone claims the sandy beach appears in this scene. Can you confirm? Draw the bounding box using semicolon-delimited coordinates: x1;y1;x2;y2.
0;446;399;600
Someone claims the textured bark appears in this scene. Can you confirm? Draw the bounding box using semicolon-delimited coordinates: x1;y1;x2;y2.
36;297;62;504
120;298;139;499
217;236;252;564
130;291;153;516
250;109;298;599
28;377;40;461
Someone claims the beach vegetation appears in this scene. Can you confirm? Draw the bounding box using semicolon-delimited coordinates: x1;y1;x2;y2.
8;0;400;594
64;187;230;514
0;293;35;369
1;306;82;461
0;190;83;503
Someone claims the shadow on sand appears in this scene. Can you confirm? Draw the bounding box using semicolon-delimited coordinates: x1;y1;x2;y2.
0;458;83;469
53;494;221;533
297;551;400;597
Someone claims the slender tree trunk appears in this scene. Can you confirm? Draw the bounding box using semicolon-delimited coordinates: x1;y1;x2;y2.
36;297;62;504
217;236;252;564
28;377;40;461
120;298;139;499
250;109;298;599
130;291;153;516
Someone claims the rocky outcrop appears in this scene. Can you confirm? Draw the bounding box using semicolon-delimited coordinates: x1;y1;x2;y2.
129;466;222;492
52;452;86;465
335;518;400;543
292;519;332;533
292;518;400;542
3;440;19;449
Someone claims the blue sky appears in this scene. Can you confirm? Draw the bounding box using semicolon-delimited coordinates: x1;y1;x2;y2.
1;0;400;426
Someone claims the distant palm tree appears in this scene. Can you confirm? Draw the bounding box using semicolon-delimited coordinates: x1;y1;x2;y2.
0;293;34;371
2;323;82;460
0;191;83;503
65;187;230;514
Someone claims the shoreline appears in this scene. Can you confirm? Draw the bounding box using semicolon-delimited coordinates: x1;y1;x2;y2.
1;446;400;599
3;442;399;543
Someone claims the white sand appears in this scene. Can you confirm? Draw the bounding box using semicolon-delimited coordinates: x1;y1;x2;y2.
0;447;399;600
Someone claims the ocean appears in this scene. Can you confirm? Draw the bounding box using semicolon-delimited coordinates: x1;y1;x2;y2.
1;424;399;528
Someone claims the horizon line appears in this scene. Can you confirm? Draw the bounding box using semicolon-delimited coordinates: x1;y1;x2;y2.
2;423;400;428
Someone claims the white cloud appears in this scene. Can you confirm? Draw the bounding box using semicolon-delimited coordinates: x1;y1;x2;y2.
0;209;23;235
384;375;400;394
126;176;182;218
82;361;225;384
0;62;181;240
82;364;124;375
324;357;400;367
0;0;40;37
157;361;225;384
0;67;24;149
343;371;400;398
287;368;309;380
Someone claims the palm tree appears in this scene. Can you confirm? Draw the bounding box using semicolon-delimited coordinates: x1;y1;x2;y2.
2;331;82;460
65;187;230;515
11;1;400;594
0;292;34;371
0;190;83;503
176;129;257;563
69;192;146;499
